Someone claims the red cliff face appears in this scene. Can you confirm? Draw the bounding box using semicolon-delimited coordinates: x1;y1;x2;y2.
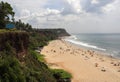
0;31;29;58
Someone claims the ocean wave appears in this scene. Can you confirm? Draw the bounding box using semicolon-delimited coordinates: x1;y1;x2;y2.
67;35;78;40
65;39;106;51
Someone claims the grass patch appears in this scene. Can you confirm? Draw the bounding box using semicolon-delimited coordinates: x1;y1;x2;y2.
37;54;45;62
0;29;22;33
29;49;45;62
51;69;72;79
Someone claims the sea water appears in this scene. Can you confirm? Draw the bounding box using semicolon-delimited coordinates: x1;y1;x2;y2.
65;34;120;58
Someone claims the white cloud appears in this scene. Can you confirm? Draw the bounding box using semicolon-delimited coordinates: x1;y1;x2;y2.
102;0;120;13
1;0;120;33
80;0;115;13
46;8;61;15
21;9;30;16
91;0;99;4
16;8;61;20
31;8;61;17
44;0;115;15
66;0;82;13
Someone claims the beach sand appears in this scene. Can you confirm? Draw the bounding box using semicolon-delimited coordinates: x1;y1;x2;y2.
41;40;120;82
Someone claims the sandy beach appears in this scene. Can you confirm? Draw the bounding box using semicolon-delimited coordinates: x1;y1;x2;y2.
41;40;120;82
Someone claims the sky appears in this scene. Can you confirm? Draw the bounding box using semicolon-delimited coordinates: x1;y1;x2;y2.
1;0;120;33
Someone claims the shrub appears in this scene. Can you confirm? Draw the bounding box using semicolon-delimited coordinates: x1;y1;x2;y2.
0;55;25;82
51;69;72;82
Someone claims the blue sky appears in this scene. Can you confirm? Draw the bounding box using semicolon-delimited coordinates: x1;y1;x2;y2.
1;0;120;33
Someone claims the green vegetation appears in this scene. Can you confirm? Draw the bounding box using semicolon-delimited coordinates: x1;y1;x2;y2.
0;1;71;82
0;29;19;33
52;69;72;81
0;55;25;82
0;32;56;82
0;1;15;29
29;50;45;62
15;20;32;32
0;31;29;55
28;31;71;82
0;28;71;82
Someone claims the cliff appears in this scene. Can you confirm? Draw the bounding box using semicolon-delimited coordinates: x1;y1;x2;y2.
0;29;71;82
0;31;29;57
34;28;70;38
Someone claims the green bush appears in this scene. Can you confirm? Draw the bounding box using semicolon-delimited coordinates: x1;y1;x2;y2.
51;69;72;82
29;49;45;62
51;69;72;79
0;56;25;82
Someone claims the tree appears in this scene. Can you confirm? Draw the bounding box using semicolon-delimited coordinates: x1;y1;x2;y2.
0;1;15;29
15;20;32;32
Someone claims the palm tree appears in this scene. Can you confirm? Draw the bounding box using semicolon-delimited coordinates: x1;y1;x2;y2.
0;1;15;29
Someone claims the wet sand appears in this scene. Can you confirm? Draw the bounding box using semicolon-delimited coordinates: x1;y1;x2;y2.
41;40;120;82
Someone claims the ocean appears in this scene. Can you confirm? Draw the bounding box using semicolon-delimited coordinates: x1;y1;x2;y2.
65;34;120;58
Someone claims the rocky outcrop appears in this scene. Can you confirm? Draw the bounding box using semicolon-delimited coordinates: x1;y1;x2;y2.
34;28;70;38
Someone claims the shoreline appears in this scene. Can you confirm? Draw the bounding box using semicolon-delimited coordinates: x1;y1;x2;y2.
66;40;120;60
64;35;120;60
41;39;120;82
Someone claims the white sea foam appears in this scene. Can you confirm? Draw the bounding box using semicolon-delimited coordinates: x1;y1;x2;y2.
65;39;106;51
67;35;78;40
